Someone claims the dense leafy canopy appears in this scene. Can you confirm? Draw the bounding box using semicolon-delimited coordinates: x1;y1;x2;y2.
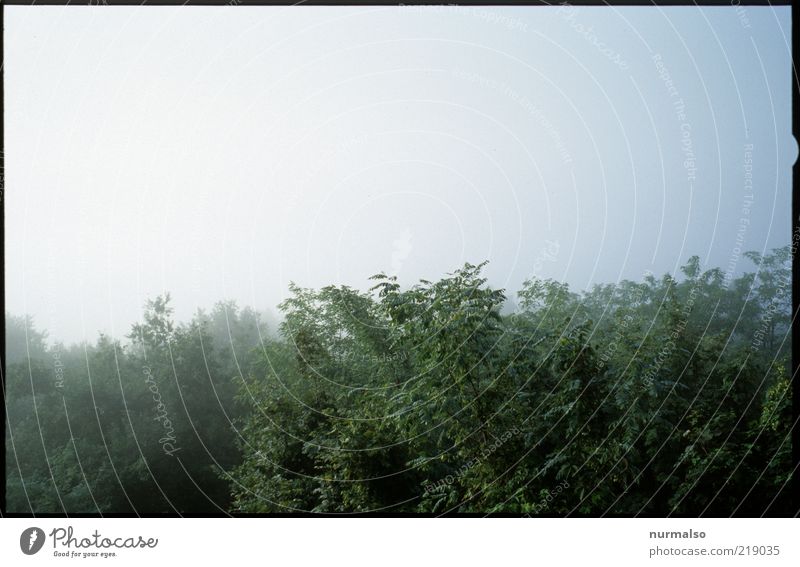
5;247;793;515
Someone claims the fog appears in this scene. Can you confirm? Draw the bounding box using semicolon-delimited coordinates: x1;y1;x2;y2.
4;5;794;345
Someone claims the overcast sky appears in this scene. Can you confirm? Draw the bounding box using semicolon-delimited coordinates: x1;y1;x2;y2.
4;5;794;344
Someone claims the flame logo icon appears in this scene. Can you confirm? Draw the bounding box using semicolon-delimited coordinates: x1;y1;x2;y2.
20;527;46;555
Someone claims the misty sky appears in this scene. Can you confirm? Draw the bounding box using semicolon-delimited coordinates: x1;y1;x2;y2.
4;5;794;345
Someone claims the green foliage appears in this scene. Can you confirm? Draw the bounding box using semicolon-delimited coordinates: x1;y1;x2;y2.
5;297;265;513
6;246;794;515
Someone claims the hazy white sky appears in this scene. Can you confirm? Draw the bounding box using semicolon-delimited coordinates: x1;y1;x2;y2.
5;5;794;344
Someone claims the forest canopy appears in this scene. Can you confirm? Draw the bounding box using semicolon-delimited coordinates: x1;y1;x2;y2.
5;246;793;515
